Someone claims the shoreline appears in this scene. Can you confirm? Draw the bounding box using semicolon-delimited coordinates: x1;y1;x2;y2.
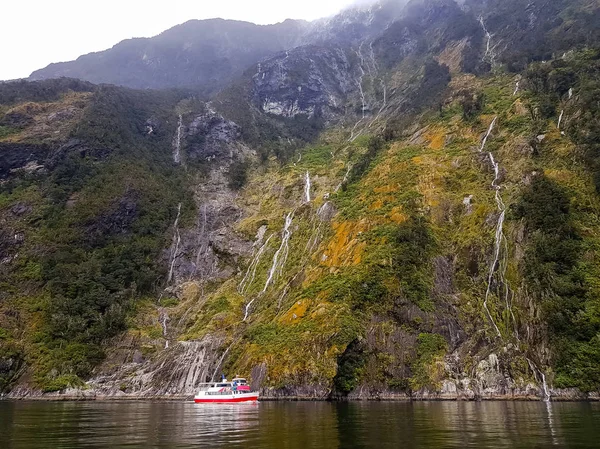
2;393;600;403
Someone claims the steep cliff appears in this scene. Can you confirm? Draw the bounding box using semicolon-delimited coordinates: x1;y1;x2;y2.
2;0;600;400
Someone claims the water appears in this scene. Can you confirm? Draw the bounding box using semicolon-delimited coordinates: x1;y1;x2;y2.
1;401;599;448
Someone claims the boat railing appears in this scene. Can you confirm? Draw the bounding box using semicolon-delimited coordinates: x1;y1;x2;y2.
203;390;254;396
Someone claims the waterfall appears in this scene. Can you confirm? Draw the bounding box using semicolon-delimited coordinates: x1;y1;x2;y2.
210;341;236;382
349;46;368;142
480;129;519;338
513;81;520;96
243;212;294;321
263;212;293;292
480;117;497;152
192;204;209;279
557;110;564;129
479;17;496;65
159;309;169;349
238;234;274;295
167;203;182;285
369;79;388;128
527;357;552;402
335;164;352;193
304;172;312;203
173;115;183;164
541;372;551;402
568;88;573;99
368;41;378;74
478;118;503;337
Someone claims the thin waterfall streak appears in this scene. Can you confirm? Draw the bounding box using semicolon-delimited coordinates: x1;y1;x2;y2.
244;212;294;321
479;117;503;337
369;40;378;73
349;45;368;142
238;234;274;295
304;171;312;203
528;358;552;402
335;165;352;192
501;235;519;339
479;17;494;64
193;204;208;278
160;309;169;349
210;341;235;382
479;117;497;152
513;81;520;96
369;79;388;128
541;372;551;402
557;110;564;129
173;115;183;164
167;203;182;285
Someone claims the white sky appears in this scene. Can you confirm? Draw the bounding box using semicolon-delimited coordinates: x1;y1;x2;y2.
1;0;354;81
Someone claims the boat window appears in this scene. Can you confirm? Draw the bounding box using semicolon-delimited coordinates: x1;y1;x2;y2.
217;383;228;387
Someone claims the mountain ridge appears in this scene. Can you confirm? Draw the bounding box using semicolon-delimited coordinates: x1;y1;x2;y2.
2;0;600;400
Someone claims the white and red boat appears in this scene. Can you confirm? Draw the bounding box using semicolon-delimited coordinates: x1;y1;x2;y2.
194;377;259;403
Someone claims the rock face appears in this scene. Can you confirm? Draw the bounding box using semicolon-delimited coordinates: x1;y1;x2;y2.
165;110;254;286
252;46;357;120
0;143;49;178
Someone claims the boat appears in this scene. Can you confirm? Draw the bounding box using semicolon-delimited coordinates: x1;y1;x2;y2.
194;377;259;403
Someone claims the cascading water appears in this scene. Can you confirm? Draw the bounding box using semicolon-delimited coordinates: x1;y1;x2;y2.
243;212;294;321
349;46;368;142
527;357;552;402
335;164;352;193
369;79;388;128
478;118;503;337
167;203;182;285
238;234;273;295
479;17;496;65
159;309;169;349
568;88;573;99
192;204;209;279
513;81;520;96
557;110;564;129
173;115;183;164
304;171;312;203
541;372;551;402
210;340;236;382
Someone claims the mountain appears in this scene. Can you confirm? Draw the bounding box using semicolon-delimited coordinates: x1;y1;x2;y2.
2;0;600;400
29;19;308;92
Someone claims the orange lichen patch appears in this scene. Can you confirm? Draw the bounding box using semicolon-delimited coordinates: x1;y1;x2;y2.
373;184;399;194
322;220;370;268
280;299;310;324
370;161;392;178
370;199;385;210
425;128;447;150
412;156;424;165
390;207;407;224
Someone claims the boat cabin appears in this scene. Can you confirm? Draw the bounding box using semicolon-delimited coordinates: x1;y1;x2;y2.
197;377;251;394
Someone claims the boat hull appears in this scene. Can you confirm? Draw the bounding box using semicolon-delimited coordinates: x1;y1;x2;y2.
194;393;259;403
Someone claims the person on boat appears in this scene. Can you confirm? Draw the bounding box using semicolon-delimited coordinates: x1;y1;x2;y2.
232;380;238;392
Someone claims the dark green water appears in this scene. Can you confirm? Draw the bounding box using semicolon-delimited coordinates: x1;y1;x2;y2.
1;400;599;448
